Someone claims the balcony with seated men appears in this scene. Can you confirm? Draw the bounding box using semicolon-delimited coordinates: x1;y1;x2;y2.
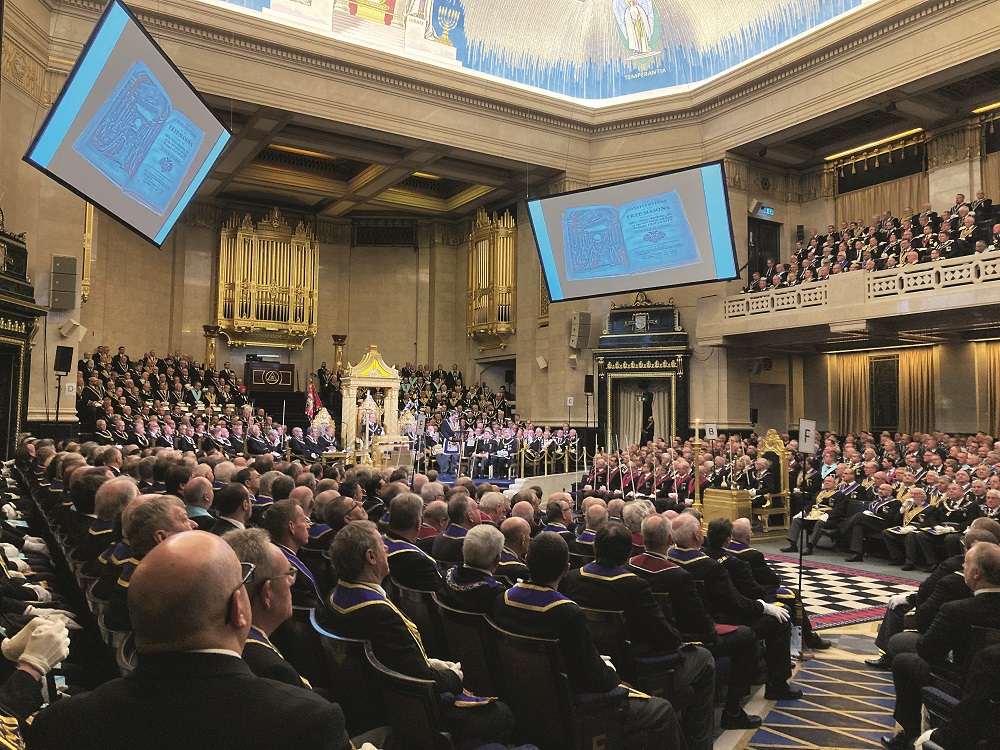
697;251;1000;351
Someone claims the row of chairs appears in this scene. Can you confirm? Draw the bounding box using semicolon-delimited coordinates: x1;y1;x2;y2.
276;606;635;750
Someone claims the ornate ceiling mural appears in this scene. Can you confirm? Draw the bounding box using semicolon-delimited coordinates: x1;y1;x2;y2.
204;0;865;100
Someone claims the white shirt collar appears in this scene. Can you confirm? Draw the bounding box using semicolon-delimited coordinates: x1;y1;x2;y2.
974;587;1000;596
190;648;242;658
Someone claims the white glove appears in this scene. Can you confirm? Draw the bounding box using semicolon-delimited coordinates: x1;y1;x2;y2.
2;504;18;520
0;618;43;662
32;611;81;631
17;619;70;674
760;600;791;623
23;537;45;546
8;557;29;573
427;658;464;682
7;571;26;581
888;593;911;609
25;584;51;602
23;540;48;555
0;544;18;558
915;729;934;750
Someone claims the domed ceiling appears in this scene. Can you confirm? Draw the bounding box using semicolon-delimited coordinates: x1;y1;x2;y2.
202;0;865;100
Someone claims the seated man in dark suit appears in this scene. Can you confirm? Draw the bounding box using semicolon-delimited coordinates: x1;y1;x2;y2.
261;500;324;610
490;532;684;750
29;530;352;750
223;527;311;690
495;517;530;586
562;523;721;747
182;477;217;532
384;493;442;593
916;642;1000;750
667;514;801;701
431;494;481;565
211;483;253;536
439;524;508;614
105;495;198;632
319;521;512;747
630;514;762;728
728;518;830;651
883;541;1000;749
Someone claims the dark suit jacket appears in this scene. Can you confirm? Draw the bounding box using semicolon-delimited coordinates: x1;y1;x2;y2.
917;591;1000;675
706;546;768;602
561;563;682;656
490;583;618;695
385;531;443;593
319;582;462;698
666;548;764;626
913;571;971;632
430;525;468;564
210;517;244;536
724;543;781;591
929;642;1000;750
27;652;350;750
243;632;311;690
628;551;716;642
439;565;507;614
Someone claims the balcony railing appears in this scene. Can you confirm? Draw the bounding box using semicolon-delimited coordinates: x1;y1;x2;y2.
699;253;1000;345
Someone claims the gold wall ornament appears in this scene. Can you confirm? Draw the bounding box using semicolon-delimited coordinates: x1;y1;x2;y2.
215;208;320;349
467;207;516;351
81;203;94;304
203;325;221;368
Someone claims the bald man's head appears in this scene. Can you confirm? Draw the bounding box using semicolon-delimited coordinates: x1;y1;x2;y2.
501;516;531;557
129;530;251;653
183;476;214;510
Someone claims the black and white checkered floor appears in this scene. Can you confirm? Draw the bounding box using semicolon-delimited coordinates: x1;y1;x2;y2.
764;556;918;628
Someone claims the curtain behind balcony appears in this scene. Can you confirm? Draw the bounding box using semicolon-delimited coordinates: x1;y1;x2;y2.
986;342;1000;437
835;172;929;226
837;352;870;435
983;151;1000;210
898;347;935;434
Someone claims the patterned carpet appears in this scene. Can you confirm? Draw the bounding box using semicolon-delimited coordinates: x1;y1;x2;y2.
746;656;897;749
764;555;919;630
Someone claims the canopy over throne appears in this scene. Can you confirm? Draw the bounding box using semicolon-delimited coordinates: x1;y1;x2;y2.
339;345;401;449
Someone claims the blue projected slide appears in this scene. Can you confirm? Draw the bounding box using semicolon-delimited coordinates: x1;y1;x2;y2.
24;0;231;247
527;160;738;303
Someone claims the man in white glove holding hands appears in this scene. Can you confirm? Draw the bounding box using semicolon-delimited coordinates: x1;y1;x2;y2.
667;514;803;701
0;617;71;733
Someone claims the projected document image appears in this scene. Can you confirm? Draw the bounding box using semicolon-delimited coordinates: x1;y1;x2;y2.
561;190;700;281
73;61;205;216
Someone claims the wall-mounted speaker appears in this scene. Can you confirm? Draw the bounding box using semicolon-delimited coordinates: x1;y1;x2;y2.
54;345;74;374
58;319;88;342
50;256;78;311
796;225;805;242
584;374;594;395
568;354;578;369
749;408;759;425
569;311;591;349
749;199;764;214
536;356;548;370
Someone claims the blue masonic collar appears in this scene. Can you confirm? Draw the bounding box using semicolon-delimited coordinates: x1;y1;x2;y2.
667;547;709;564
580;562;631;580
504;582;572;611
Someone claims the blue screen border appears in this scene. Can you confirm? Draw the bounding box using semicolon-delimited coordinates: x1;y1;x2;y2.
22;0;232;250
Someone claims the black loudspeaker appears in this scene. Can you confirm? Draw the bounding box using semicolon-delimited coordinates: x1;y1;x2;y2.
796;225;805;242
504;369;514;383
54;345;74;374
749;408;759;425
584;375;594;395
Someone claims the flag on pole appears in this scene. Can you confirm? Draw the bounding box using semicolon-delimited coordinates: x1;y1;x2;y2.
305;380;318;419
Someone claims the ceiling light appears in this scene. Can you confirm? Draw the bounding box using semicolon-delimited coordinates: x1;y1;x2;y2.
412;172;441;180
972;101;1000;114
269;144;337;161
824;128;924;161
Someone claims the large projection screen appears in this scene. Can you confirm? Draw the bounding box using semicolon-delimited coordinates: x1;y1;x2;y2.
24;0;231;247
527;161;739;303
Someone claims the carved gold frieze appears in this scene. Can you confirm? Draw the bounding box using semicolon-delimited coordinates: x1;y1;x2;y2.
0;318;27;334
604;358;680;371
928;124;982;169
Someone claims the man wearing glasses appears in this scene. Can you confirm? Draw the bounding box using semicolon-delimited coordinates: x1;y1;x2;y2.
223;527;310;689
29;531;352;750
